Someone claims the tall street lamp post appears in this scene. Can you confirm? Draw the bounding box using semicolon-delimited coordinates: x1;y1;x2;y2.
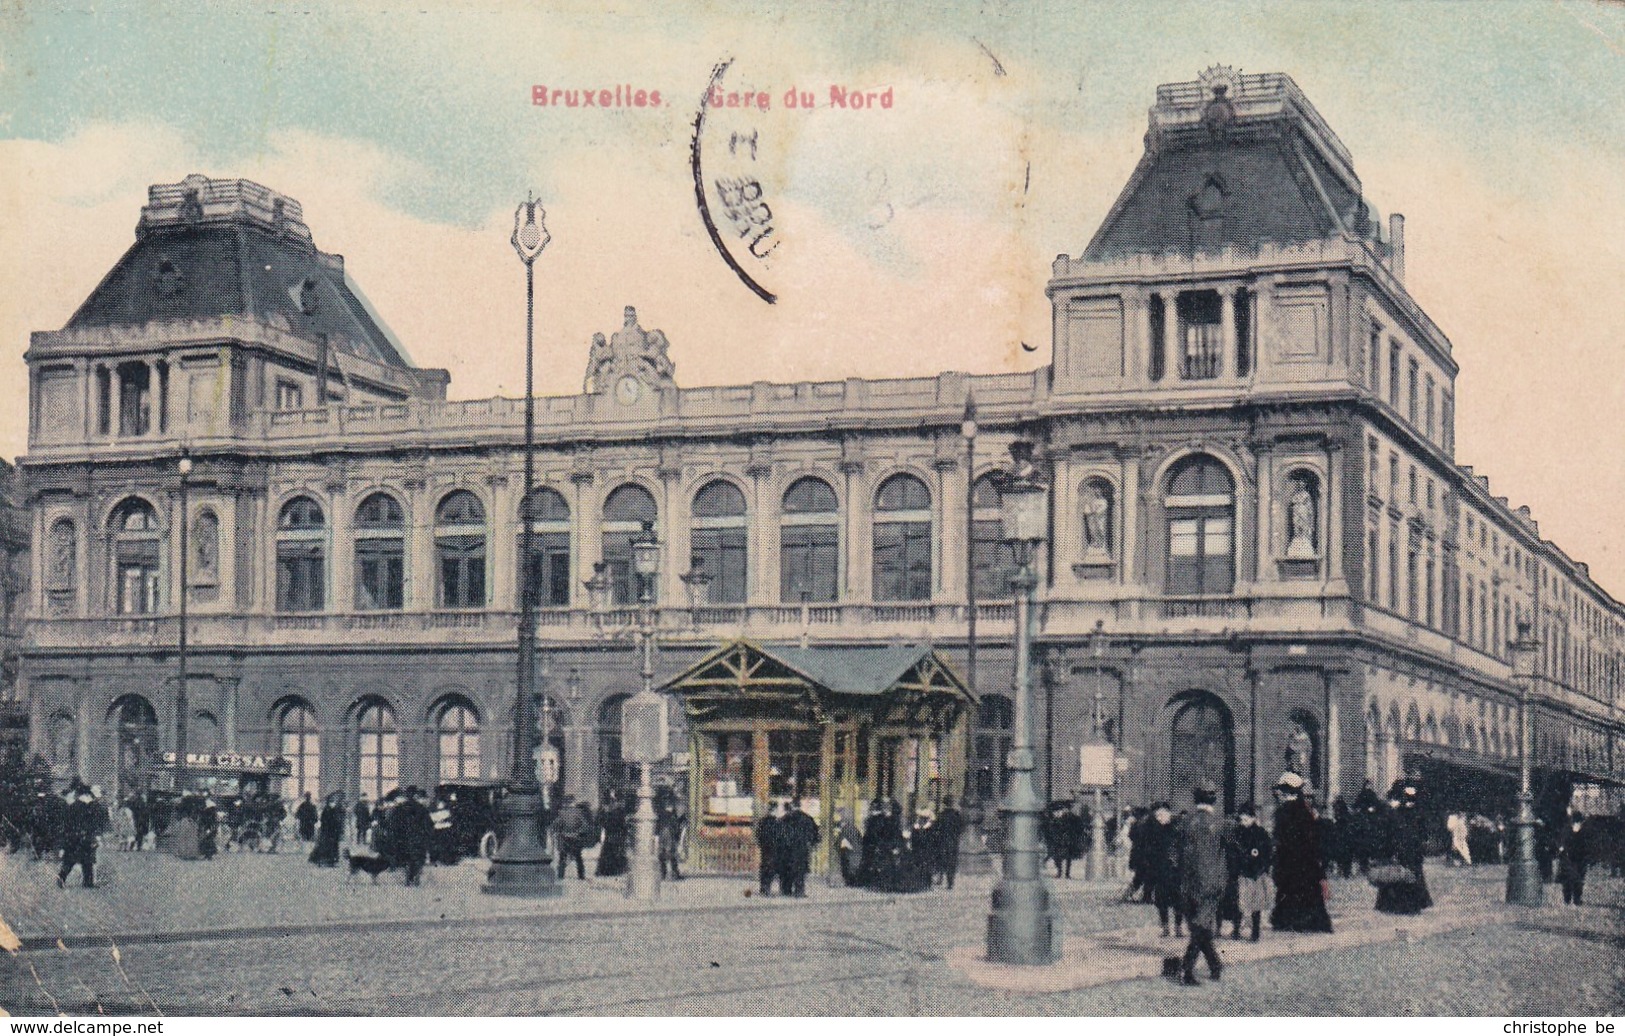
173;450;192;795
485;195;560;897
960;396;987;864
1085;619;1111;881
625;520;666;900
986;440;1060;965
1506;620;1543;906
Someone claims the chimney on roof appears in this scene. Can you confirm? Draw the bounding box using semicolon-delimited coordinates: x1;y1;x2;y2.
1389;213;1405;284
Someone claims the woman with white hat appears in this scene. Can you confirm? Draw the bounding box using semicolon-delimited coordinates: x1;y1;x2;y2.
1269;771;1333;933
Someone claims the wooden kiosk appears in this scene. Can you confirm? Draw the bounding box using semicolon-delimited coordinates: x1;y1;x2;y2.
661;640;974;876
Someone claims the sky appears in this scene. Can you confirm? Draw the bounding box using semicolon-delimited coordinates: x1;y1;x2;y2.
0;0;1622;589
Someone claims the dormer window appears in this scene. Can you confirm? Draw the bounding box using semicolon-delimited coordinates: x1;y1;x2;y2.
1179;291;1223;380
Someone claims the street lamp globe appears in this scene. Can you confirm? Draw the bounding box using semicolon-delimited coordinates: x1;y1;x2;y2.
999;442;1047;554
1511;621;1538;679
960;394;978;442
177;455;193;478
632;520;662;581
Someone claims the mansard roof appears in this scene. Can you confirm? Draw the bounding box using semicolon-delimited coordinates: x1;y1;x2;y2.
1083;69;1388;262
64;174;413;371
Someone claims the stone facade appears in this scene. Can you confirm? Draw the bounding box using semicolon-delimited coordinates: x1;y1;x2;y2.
16;70;1625;821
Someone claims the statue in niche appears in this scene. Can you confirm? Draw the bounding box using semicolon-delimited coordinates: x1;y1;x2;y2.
192;511;219;583
49;521;76;590
1285;721;1314;779
1286;478;1317;559
1079;481;1112;560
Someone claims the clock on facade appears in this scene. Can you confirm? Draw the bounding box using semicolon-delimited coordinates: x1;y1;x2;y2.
615;375;643;405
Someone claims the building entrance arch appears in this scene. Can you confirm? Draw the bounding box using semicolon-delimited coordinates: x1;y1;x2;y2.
108;694;159;799
1166;690;1236;813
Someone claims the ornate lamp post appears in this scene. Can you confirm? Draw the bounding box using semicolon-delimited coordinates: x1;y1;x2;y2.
1506;620;1544;906
961;393;979;713
625;520;667;900
484;194;560;897
986;440;1060;965
173;450;193;795
1084;619;1113;881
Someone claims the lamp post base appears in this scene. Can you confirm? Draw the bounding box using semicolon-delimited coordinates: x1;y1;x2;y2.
626;775;660;901
986;791;1060;965
483;787;562;898
1504;813;1544;907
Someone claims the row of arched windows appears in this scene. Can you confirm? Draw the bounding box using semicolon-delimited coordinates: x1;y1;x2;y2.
57;453;1310;615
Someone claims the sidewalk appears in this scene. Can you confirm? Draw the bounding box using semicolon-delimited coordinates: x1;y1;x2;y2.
0;845;882;951
950;866;1530;992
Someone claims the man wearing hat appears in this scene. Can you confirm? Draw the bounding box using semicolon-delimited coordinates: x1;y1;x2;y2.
57;787;106;889
777;798;820;898
1173;781;1229;985
1270;772;1333;933
391;786;434;886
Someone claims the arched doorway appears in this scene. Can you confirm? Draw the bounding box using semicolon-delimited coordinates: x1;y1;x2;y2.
1167;691;1235;812
108;694;159;799
597;694;632;800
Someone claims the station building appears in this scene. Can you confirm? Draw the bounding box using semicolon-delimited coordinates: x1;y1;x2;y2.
16;68;1623;847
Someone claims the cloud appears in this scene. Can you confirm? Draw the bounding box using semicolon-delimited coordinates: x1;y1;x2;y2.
2;56;1624;593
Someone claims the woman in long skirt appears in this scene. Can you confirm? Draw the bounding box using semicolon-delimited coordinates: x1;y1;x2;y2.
595;792;629;877
310;793;344;867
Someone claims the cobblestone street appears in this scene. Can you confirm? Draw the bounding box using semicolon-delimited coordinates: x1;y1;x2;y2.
1;849;1620;1015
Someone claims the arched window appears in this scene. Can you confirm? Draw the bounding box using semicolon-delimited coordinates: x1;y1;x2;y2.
873;473;932;602
781;477;839;603
602;485;658;605
108;694;158;796
276;496;326;612
436;490;487;608
278;701;321;802
355;699;399;800
435;698;481;781
354;492;405;611
691;480;747;605
1164;456;1234;595
520;487;572;608
109;498;161;614
971;473;1016;598
597;694;632;797
972;693;1014;803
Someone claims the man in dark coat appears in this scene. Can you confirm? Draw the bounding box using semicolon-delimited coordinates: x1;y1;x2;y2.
353;795;373;847
57;788;106;889
310;793;344;866
654;786;687;881
1173;782;1230;985
777;799;821;897
1555;811;1593;906
934;796;965;889
755;800;783;895
1351;780;1383;874
294;792;318;845
1270;772;1333;932
391;787;434;885
1142;803;1182;937
1374;783;1432;914
131;794;151;852
552;795;593;880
